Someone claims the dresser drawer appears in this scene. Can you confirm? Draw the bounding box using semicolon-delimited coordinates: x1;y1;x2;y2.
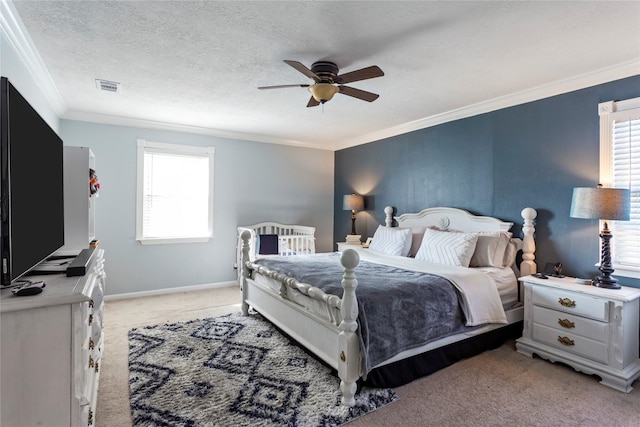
532;323;608;364
532;305;609;343
532;286;608;321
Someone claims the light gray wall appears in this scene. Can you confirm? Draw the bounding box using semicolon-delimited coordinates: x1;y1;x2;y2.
60;120;334;296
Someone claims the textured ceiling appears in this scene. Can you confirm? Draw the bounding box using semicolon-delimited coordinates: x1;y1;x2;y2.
9;1;640;150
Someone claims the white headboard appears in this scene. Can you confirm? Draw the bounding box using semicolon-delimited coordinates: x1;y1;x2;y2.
384;206;538;276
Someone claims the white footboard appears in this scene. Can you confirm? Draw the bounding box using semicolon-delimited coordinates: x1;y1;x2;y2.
239;230;361;406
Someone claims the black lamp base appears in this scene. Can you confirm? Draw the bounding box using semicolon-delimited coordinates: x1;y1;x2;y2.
350;212;357;235
593;276;621;290
593;222;621;290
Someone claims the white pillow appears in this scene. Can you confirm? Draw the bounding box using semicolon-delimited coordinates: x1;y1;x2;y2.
415;228;479;267
469;232;512;267
368;225;413;257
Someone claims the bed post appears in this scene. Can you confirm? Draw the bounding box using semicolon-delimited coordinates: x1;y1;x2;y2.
520;207;537;276
240;230;252;316
384;205;393;227
338;248;360;407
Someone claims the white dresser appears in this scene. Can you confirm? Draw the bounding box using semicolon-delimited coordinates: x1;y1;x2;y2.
0;249;106;426
516;275;640;392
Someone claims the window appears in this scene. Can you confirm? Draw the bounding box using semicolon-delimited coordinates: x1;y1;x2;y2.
136;139;214;244
599;97;640;278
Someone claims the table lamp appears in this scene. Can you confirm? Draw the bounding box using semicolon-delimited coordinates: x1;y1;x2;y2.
343;194;364;243
570;185;630;289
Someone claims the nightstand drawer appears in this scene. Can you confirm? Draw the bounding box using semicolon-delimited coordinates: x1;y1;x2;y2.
532;323;608;364
532;286;608;321
532;306;609;342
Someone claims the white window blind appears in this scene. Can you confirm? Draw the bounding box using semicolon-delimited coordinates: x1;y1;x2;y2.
136;139;214;244
599;98;640;277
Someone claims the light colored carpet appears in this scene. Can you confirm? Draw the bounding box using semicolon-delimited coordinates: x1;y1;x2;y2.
97;286;640;427
128;313;397;426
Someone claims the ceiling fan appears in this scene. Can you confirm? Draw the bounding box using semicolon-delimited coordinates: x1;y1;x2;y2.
258;60;384;107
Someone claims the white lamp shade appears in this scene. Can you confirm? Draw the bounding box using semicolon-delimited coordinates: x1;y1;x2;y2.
343;194;364;211
570;187;630;221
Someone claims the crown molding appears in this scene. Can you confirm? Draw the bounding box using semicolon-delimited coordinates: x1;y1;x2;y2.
63;110;332;151
1;0;66;115
333;60;640;151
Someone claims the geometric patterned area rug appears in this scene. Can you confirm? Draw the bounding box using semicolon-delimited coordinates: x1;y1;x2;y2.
128;312;398;426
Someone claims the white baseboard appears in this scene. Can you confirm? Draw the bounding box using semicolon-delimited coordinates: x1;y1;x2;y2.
105;281;237;301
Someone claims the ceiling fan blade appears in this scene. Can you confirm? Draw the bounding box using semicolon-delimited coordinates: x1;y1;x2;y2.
306;96;320;108
258;84;310;90
338;86;379;102
284;60;320;81
334;66;384;84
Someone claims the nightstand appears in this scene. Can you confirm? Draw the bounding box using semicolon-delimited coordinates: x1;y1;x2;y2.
516;275;640;392
336;242;365;252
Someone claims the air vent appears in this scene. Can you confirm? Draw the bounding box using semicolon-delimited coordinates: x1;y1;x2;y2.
95;79;120;93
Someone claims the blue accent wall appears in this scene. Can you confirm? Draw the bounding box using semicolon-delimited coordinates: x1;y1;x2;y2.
335;75;640;287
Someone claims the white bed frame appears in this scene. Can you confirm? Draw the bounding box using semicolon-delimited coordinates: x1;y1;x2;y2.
239;206;537;406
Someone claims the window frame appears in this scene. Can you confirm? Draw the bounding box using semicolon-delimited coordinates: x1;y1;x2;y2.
599;97;640;279
136;139;215;245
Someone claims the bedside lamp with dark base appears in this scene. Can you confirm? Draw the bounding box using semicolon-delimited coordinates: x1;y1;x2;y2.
343;194;364;244
570;185;630;289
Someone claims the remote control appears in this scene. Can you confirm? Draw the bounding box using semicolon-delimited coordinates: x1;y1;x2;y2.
12;281;46;296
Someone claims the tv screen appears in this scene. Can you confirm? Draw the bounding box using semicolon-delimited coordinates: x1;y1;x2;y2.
1;77;65;286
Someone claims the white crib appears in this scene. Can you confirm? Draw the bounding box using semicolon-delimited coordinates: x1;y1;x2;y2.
236;222;316;274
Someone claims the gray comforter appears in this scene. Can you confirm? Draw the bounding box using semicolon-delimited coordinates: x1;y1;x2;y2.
253;253;474;375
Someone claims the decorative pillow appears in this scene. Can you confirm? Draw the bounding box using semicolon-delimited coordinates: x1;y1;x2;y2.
415;228;479;267
257;234;279;255
368;225;413;257
469;232;512;267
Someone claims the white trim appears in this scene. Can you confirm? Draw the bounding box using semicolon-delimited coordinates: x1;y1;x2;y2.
0;0;66;115
599;97;640;278
137;236;212;245
104;281;238;301
614;266;640;281
136;138;216;155
599;97;640;184
136;139;215;244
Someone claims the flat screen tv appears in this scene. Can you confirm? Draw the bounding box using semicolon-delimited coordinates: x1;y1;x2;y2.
1;77;64;287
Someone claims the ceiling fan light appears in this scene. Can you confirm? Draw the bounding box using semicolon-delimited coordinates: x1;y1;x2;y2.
308;83;339;103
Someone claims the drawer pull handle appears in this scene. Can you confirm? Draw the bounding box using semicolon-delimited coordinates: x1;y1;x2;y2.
88;314;93;326
557;336;575;346
95;362;100;373
89;355;94;369
88;338;95;350
558;297;576;308
89;299;94;308
88;407;93;426
558;318;575;329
